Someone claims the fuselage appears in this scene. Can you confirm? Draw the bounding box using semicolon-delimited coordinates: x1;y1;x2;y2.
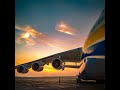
79;9;105;80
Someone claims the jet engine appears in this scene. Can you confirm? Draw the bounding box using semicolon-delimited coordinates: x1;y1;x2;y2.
17;65;29;73
32;62;44;72
52;58;64;70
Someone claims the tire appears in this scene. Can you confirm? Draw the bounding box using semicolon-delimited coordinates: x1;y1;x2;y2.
76;78;81;83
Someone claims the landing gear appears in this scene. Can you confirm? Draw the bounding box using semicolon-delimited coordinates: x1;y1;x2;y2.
76;78;81;83
76;75;81;83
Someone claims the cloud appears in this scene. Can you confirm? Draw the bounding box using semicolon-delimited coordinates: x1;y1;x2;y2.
15;25;43;37
15;25;62;49
55;21;77;35
25;38;36;46
15;25;31;32
15;23;83;50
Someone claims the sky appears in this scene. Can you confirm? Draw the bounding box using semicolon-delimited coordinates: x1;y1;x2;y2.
15;0;104;77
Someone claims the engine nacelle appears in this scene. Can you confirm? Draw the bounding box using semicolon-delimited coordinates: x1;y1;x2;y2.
52;58;64;70
32;62;44;72
17;65;29;73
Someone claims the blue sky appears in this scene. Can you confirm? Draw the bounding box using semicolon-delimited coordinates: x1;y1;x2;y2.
15;0;104;34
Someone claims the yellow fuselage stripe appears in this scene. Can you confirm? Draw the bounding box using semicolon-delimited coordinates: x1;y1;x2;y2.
83;24;105;50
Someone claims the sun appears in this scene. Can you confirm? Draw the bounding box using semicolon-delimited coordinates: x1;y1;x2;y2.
22;32;30;38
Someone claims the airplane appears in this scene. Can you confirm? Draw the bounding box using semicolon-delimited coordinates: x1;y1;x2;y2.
15;9;105;83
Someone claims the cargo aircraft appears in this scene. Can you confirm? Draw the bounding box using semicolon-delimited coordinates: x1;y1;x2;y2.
15;10;105;83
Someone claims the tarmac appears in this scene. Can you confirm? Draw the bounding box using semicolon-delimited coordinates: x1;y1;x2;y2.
15;76;105;90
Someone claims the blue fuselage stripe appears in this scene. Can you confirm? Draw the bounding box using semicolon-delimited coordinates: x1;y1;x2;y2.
81;40;105;60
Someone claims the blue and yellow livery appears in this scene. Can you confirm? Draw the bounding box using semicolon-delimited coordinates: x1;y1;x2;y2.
78;9;105;81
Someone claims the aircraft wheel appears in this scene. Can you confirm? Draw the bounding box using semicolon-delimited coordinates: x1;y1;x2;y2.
76;78;81;83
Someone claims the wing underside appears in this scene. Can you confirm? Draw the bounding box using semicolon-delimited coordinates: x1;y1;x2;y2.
15;47;83;73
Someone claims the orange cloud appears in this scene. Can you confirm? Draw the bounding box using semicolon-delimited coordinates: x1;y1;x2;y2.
15;25;62;49
55;21;77;35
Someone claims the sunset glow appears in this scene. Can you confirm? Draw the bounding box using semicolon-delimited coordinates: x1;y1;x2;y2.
22;33;30;38
15;0;104;77
55;21;77;35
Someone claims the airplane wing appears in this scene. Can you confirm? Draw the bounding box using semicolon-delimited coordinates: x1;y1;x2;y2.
15;47;83;73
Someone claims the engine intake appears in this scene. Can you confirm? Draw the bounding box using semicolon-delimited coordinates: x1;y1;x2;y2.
32;62;44;72
52;58;64;70
17;65;29;73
